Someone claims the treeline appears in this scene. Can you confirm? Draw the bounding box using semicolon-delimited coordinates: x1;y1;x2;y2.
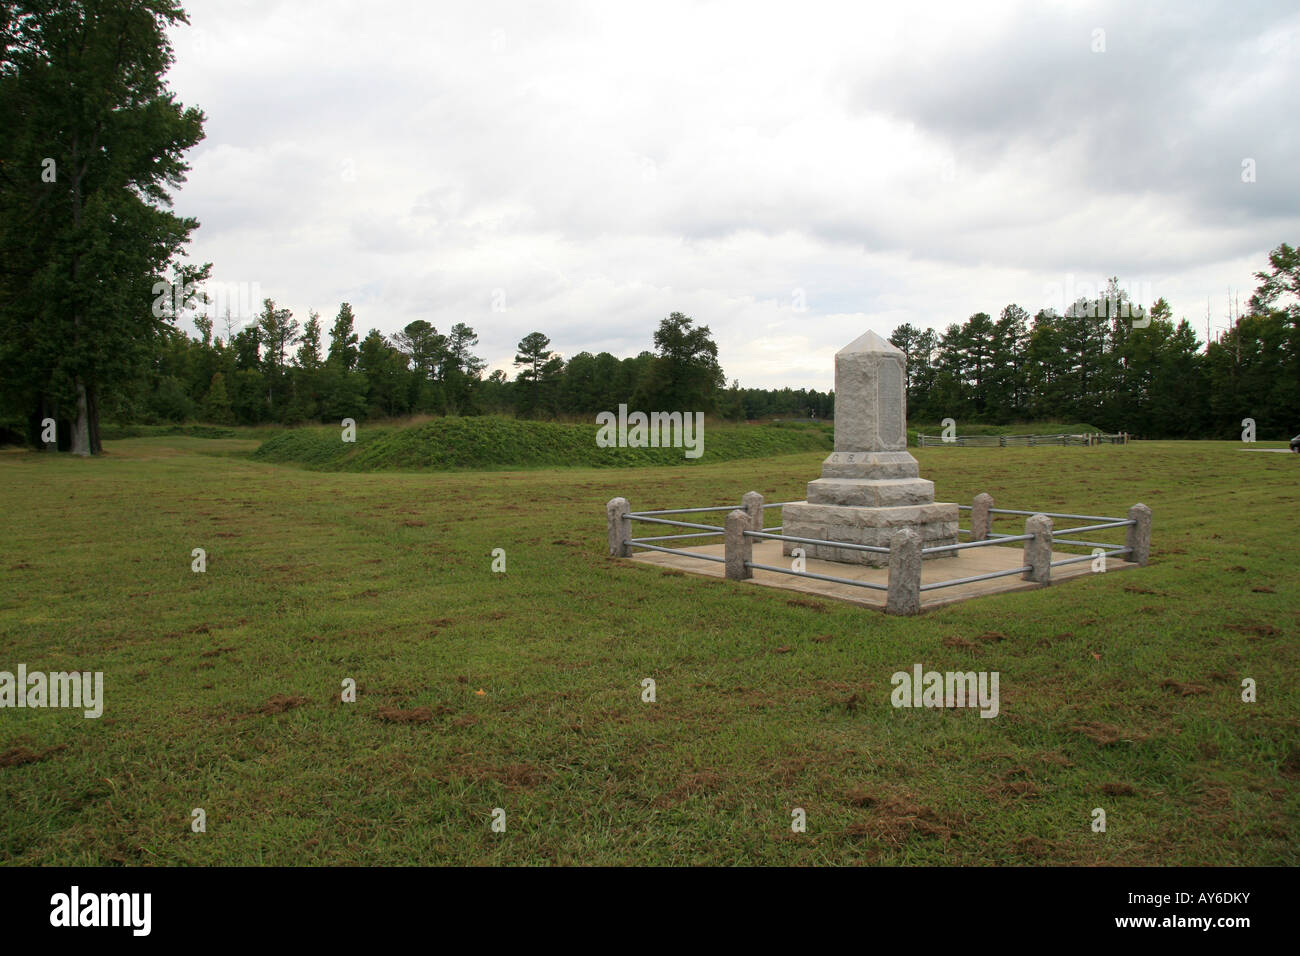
891;245;1300;440
123;308;744;427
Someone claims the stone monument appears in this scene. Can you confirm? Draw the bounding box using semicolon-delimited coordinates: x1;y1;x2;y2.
781;330;958;567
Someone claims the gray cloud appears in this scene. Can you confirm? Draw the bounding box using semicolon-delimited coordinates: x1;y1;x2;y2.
165;0;1300;390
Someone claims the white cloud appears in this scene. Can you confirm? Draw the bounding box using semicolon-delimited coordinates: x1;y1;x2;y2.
164;0;1300;390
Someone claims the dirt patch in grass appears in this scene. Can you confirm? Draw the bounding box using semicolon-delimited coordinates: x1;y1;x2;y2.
943;636;979;650
375;705;453;723
1071;721;1138;746
976;631;1008;643
786;598;828;612
1197;786;1233;809
1280;749;1300;781
771;756;810;785
1037;751;1074;768
1226;623;1280;639
255;694;308;716
441;760;549;789
844;788;954;844
501;764;546;787
1102;782;1137;796
1161;680;1210;696
0;745;64;768
655;771;725;806
984;774;1041;799
1013;836;1059;859
376;706;434;723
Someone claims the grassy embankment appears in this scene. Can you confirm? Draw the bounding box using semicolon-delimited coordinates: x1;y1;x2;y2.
0;425;1295;864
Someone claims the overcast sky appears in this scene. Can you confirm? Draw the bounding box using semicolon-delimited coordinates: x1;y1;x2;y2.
164;0;1300;390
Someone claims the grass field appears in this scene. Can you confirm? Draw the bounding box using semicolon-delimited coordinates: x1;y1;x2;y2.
251;416;833;471
0;434;1296;865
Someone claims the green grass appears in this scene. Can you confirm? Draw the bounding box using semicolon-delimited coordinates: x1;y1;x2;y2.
0;437;1296;865
98;422;288;442
911;422;1102;435
251;416;833;471
908;421;1103;445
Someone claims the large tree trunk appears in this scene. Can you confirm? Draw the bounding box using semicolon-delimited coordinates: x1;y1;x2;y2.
70;379;91;456
88;384;102;454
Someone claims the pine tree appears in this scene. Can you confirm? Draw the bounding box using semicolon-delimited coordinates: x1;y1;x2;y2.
0;0;206;454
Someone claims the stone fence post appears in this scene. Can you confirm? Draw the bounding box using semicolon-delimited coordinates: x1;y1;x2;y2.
1022;514;1052;584
606;497;630;557
886;527;921;615
742;491;764;531
1125;503;1152;566
970;492;993;541
725;509;753;580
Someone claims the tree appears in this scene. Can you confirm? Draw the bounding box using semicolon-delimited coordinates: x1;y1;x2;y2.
255;298;298;414
1248;242;1300;434
640;312;725;411
442;323;485;415
959;312;995;416
989;305;1029;419
357;329;409;418
326;302;360;370
392;319;446;412
295;310;323;371
514;332;558;416
286;309;323;422
889;323;923;398
0;0;206;454
393;320;445;379
201;371;234;424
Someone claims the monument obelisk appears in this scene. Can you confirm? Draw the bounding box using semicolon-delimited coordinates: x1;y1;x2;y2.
781;331;958;567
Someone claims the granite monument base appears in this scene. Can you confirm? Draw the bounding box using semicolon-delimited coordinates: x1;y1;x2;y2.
781;500;959;568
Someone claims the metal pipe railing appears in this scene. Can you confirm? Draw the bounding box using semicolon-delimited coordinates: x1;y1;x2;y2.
609;492;1151;615
629;505;746;516
922;534;1034;554
744;529;890;554
632;530;725;542
627;515;725;532
1050;547;1131;568
1052;520;1135;535
628;542;726;563
919;566;1032;591
745;562;889;590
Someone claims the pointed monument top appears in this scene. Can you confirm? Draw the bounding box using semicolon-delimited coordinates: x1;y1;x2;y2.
836;329;902;357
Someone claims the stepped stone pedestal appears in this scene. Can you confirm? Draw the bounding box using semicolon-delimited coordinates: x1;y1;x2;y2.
782;331;958;568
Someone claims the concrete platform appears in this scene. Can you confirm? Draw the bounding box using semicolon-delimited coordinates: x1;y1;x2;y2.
629;538;1136;610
